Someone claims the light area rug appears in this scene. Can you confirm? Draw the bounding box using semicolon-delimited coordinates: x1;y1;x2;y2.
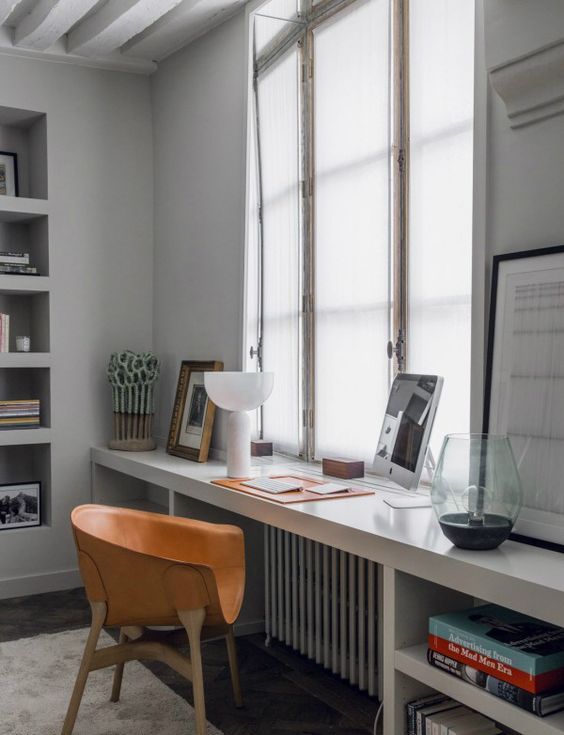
0;628;223;735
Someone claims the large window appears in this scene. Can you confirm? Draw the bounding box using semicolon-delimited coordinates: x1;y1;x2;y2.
245;0;475;462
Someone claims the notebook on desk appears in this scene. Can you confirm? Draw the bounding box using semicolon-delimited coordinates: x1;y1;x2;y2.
211;474;374;504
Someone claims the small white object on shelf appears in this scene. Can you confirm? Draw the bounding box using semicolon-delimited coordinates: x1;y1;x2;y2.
204;371;274;478
16;336;30;352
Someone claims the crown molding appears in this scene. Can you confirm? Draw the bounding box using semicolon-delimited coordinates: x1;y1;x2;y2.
489;39;564;128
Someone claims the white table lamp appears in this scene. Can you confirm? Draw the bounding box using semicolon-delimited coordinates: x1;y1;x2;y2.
204;371;274;478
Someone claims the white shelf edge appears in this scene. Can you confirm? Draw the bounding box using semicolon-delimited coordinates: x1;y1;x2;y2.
395;644;564;735
0;196;48;220
0;427;51;446
0;275;50;293
98;498;169;515
0;353;51;368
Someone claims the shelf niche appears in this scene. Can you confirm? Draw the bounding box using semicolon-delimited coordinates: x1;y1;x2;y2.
0;367;50;428
0;291;49;352
0;443;51;526
0;215;48;276
0;107;47;201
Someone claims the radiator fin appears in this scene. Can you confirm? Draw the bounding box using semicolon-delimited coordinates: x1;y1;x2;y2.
264;529;378;696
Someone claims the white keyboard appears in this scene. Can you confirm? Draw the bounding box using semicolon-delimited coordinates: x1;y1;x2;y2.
241;477;303;494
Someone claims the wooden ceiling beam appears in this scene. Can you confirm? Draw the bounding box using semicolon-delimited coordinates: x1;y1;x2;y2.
122;0;245;61
14;0;101;51
67;0;184;57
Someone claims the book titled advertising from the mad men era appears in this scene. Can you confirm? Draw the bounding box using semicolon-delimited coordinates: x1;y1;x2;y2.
428;603;564;693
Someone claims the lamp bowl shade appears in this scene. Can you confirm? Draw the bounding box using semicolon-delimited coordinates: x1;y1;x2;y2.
204;372;274;412
431;433;522;550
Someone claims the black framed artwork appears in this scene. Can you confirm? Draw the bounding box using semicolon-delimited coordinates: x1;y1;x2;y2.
0;481;40;530
0;152;19;197
484;244;564;548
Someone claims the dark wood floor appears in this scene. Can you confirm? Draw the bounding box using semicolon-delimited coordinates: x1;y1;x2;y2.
0;587;379;734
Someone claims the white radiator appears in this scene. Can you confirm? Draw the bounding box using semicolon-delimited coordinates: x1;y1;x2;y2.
264;527;379;696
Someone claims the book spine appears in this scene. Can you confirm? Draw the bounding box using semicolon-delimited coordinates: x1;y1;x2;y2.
0;252;30;263
428;635;563;694
427;650;541;715
429;618;536;674
429;617;564;677
0;256;30;265
407;703;416;735
2;313;7;352
0;265;38;274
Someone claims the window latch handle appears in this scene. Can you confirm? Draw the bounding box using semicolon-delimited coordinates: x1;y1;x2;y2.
387;330;405;371
249;339;263;369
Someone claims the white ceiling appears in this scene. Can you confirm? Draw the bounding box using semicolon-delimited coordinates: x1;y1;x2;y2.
0;0;247;73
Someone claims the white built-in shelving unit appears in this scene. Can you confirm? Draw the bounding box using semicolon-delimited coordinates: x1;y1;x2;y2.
91;447;564;735
0;105;50;523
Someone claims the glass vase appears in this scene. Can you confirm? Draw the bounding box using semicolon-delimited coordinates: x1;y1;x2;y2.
431;434;522;550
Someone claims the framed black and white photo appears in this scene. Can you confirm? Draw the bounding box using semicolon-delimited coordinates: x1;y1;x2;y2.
167;360;223;462
0;152;19;197
484;245;564;548
0;482;40;530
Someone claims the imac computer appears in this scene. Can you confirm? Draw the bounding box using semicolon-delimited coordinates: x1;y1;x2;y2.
373;373;443;491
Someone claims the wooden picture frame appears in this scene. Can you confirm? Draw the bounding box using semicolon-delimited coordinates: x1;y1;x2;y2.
167;360;223;462
0;151;18;197
484;244;564;549
0;481;40;530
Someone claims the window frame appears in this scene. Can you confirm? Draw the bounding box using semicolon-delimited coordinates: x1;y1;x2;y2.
245;0;478;462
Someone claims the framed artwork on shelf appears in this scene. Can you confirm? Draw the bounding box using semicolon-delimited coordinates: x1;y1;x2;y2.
484;244;564;548
0;481;40;530
0;152;18;196
167;360;223;462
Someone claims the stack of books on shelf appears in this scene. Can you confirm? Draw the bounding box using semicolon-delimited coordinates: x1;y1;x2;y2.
406;694;503;734
0;399;40;429
0;313;8;352
0;251;38;276
428;603;564;717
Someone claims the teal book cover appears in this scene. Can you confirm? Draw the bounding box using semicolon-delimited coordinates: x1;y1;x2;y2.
429;603;564;678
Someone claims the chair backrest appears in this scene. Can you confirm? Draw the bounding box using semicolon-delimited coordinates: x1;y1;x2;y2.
71;504;245;627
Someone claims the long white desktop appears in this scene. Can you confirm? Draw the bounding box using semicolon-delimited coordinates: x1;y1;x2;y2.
91;446;564;735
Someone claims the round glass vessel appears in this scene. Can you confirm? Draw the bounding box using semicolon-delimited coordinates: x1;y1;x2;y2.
431;434;523;550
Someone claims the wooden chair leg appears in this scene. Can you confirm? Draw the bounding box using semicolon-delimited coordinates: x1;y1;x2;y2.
61;601;106;735
110;628;128;703
225;627;243;708
179;608;207;735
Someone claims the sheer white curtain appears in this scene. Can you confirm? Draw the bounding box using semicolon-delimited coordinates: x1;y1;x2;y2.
313;0;390;461
408;0;474;457
257;48;302;455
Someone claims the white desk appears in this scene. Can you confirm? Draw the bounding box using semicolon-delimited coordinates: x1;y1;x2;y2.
91;446;564;735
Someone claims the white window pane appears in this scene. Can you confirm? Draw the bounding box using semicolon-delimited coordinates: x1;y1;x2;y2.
408;0;474;457
313;0;391;462
257;49;301;455
244;106;260;375
254;0;301;56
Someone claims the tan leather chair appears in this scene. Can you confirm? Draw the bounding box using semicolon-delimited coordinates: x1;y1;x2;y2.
62;504;245;735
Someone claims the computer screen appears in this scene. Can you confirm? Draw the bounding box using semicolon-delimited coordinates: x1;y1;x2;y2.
373;373;443;491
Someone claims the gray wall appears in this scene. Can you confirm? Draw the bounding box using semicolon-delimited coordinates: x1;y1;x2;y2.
150;11;264;629
0;56;154;596
482;1;564;303
151;11;248;449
